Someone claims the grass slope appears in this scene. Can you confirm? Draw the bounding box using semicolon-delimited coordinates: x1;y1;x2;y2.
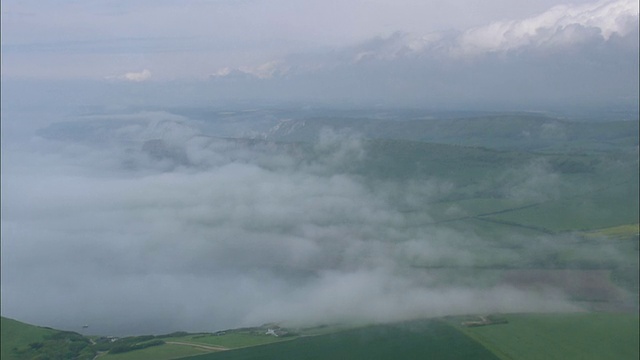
454;313;640;360
1;317;58;360
100;343;211;360
179;320;499;360
0;316;94;360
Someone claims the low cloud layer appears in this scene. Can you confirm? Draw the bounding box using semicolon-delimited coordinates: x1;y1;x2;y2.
454;0;639;55
200;0;638;107
1;111;598;335
1;1;636;110
216;0;639;72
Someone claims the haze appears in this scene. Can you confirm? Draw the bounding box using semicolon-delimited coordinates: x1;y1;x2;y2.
1;0;638;336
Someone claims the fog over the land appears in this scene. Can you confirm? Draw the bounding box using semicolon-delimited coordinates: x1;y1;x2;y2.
1;111;590;335
1;0;637;336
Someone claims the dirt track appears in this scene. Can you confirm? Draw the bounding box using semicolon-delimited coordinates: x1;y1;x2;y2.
166;341;229;351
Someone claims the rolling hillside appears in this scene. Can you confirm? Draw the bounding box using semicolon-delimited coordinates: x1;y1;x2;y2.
1;317;94;360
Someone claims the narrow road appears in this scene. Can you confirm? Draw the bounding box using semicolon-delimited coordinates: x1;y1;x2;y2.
92;351;107;360
166;341;229;351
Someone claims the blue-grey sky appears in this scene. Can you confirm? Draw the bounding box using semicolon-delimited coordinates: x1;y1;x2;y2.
2;0;637;81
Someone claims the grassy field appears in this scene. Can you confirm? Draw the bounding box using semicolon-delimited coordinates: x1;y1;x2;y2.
100;343;211;360
1;316;94;360
179;320;499;360
483;175;639;233
1;317;58;360
452;313;640;360
97;330;290;359
161;332;287;349
584;224;640;240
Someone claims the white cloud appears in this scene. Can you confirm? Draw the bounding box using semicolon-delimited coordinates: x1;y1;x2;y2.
105;69;152;82
211;61;288;80
454;0;639;55
122;69;152;82
0;0;613;80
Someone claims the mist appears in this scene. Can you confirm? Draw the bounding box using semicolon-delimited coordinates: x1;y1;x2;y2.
3;108;616;336
2;0;637;337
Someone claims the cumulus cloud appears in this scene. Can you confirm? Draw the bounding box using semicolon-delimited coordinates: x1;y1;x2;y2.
303;0;639;62
194;0;637;108
454;0;639;55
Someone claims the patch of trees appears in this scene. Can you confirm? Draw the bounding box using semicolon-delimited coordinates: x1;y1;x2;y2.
156;331;191;338
91;335;166;354
108;339;165;354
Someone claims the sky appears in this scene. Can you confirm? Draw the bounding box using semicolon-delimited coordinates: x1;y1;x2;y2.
1;0;637;80
1;0;637;108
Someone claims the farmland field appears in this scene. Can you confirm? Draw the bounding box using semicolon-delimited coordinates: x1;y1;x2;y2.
100;343;211;360
162;332;288;349
180;319;499;360
484;178;639;232
452;313;640;360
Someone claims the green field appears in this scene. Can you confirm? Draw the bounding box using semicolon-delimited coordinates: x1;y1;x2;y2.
1;317;58;360
169;333;287;349
583;224;640;241
5;314;639;360
180;320;499;360
453;313;640;360
485;179;639;232
1;317;94;360
100;343;211;360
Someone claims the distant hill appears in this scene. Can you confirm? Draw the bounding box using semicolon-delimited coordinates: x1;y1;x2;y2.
36;110;639;155
260;115;639;153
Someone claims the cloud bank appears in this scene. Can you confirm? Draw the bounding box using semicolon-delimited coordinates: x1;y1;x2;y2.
1;111;595;335
200;0;638;107
454;0;639;55
214;0;638;74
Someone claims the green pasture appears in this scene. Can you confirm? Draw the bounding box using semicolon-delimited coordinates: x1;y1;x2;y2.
454;313;640;360
357;139;530;186
170;332;287;348
180;320;499;360
100;343;211;360
484;179;639;232
0;317;94;360
1;317;58;360
584;224;640;240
